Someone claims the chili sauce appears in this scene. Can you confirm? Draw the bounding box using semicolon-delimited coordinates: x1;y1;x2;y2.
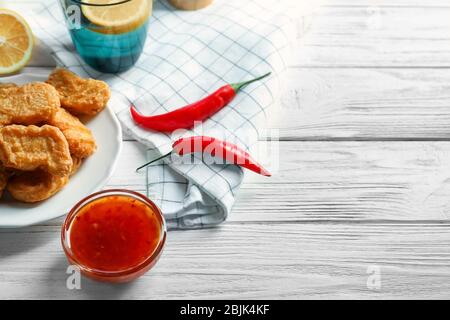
69;195;161;272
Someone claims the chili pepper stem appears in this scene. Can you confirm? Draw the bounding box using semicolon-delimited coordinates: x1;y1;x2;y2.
136;152;172;172
230;72;272;92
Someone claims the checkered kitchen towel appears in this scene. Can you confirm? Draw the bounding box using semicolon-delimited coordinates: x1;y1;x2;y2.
4;0;319;229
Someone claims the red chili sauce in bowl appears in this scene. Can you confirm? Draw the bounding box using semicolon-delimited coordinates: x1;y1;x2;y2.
62;190;166;283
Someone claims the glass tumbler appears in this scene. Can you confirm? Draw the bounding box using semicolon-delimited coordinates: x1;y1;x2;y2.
59;0;152;73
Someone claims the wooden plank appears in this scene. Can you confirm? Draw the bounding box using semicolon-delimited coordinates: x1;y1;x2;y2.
295;6;450;67
34;140;450;224
324;0;450;7
209;141;450;222
273;67;450;139
0;222;449;299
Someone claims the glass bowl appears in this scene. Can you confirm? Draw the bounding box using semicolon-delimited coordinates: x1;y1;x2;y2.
61;189;166;283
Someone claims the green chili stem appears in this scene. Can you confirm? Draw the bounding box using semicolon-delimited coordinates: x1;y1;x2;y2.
230;72;272;92
136;152;172;172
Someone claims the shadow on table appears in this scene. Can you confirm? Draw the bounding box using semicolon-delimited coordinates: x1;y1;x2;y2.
45;256;140;300
0;229;140;299
0;229;54;258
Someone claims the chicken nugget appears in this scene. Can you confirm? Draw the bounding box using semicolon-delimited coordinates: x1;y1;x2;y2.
71;156;83;174
47;69;110;116
0;125;72;176
7;170;69;203
0;83;17;91
0;164;8;199
7;156;81;203
49;108;96;159
0;82;60;126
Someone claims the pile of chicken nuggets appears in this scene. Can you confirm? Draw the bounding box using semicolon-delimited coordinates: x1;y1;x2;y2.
0;69;110;203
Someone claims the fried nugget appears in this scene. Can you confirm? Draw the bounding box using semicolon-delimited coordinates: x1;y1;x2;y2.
0;125;72;176
0;82;60;126
71;156;83;174
7;170;69;203
0;83;17;91
47;69;110;116
0;164;8;199
48;108;97;159
6;156;82;203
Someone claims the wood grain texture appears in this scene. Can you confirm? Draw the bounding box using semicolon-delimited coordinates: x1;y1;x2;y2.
294;5;450;67
271;68;450;139
1;223;449;299
326;0;450;7
237;143;450;222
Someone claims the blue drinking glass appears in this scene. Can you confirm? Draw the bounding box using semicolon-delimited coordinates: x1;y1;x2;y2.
59;0;152;73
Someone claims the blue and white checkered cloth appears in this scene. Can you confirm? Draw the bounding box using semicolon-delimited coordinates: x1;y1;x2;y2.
6;0;318;229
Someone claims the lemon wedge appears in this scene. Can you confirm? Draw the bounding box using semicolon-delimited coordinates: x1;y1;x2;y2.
0;9;34;75
82;0;152;34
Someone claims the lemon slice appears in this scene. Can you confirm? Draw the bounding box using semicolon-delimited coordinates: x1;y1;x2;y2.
82;0;152;34
0;9;34;75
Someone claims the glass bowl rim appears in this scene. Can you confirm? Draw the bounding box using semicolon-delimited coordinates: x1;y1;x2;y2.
61;189;167;278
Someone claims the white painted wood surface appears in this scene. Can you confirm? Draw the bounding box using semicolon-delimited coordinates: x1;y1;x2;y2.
295;3;450;67
1;0;450;299
272;68;450;139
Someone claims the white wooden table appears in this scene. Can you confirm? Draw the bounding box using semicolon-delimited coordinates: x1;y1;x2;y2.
2;0;450;299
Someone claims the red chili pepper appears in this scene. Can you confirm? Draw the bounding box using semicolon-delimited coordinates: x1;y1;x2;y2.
136;136;271;177
130;72;271;132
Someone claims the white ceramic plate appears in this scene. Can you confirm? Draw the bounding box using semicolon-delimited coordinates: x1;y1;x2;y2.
0;72;122;228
